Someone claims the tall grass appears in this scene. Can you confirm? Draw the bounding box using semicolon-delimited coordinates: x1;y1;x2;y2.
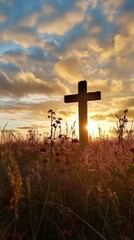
0;109;134;239
0;135;133;240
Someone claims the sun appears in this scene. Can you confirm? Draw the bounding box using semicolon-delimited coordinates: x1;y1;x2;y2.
86;119;97;136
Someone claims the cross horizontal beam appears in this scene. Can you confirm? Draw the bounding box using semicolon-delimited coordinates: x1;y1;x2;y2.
64;91;101;103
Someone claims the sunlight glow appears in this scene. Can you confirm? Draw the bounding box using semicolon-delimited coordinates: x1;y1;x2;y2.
86;119;98;136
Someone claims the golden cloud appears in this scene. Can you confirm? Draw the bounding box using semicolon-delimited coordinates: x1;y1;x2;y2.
114;34;127;53
55;55;83;83
88;79;108;90
16;72;68;96
57;109;76;118
111;96;134;111
128;22;134;37
111;79;124;92
16;124;48;130
90;114;107;121
131;79;134;91
0;71;68;97
78;21;134;90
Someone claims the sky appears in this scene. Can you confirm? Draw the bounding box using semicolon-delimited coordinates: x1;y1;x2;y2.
0;0;134;137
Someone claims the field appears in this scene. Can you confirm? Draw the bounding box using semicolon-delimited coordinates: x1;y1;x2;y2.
0;130;134;240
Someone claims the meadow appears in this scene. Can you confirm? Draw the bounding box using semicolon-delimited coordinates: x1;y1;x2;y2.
0;112;134;240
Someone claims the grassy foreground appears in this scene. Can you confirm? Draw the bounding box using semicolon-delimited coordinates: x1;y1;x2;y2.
0;137;134;240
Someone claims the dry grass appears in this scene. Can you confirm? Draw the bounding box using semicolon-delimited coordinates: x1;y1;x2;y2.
0;109;134;239
0;133;134;240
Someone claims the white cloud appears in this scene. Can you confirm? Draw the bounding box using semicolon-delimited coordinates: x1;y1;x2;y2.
1;29;43;48
38;9;85;35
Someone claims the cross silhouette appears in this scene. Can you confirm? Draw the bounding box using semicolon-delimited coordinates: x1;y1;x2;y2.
64;80;101;146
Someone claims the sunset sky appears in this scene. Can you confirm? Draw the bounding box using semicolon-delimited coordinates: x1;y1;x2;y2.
0;0;134;137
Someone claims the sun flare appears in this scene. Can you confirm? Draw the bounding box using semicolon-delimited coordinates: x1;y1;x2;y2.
86;119;97;136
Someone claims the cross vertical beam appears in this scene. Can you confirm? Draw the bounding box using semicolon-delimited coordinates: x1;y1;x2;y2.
78;81;88;145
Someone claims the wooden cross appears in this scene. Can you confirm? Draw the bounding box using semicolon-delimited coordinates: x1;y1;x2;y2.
64;80;101;146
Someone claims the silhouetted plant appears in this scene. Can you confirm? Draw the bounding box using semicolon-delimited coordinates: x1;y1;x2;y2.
126;118;134;141
0;122;8;143
52;119;62;139
71;120;76;139
27;129;35;141
9;131;16;141
65;121;69;137
54;117;62;137
48;109;56;140
115;109;128;148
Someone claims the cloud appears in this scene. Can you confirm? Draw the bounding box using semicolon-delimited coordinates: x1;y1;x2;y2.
111;79;124;92
118;0;134;13
0;71;12;92
19;4;55;28
2;47;58;81
38;10;85;35
57;109;76;118
88;79;108;92
0;61;20;73
0;0;133;129
15;72;68;97
0;71;68;98
90;114;107;121
77;20;134;89
27;47;58;62
102;0;123;21
90;107;134;122
115;97;134;109
131;78;134;92
16;124;48;130
19;13;39;28
0;29;41;48
37;0;88;36
0;11;6;23
0;97;68;125
55;55;83;82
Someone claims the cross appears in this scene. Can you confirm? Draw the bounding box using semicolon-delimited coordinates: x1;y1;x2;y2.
64;80;101;146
